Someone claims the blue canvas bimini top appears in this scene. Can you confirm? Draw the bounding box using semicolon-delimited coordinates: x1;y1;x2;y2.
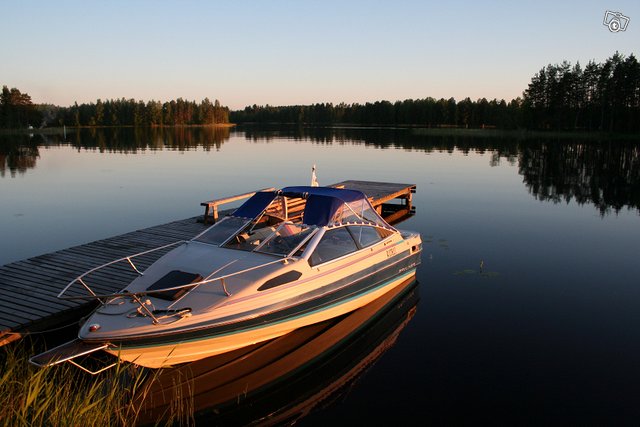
280;186;365;203
231;191;278;219
231;186;368;227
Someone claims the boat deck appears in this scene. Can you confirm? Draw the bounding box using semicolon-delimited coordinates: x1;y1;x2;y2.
0;180;415;346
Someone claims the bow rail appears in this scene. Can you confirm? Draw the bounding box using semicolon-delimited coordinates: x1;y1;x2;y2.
58;241;293;305
57;240;188;301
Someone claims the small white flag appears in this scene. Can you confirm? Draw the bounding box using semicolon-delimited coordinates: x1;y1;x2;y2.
311;164;319;187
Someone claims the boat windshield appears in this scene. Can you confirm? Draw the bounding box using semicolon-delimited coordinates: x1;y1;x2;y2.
221;219;316;256
332;199;391;228
256;223;316;257
194;217;251;245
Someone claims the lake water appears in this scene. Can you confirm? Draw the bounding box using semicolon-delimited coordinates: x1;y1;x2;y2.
1;126;640;423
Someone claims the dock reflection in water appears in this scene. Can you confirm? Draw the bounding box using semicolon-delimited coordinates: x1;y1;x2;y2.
136;277;419;425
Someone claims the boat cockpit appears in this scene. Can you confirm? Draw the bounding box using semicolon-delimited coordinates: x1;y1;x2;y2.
193;186;397;262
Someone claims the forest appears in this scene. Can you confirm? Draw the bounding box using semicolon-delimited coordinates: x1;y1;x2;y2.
1;52;638;132
232;52;639;132
0;93;230;128
59;98;231;127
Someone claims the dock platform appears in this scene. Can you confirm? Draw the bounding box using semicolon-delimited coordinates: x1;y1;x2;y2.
0;181;415;346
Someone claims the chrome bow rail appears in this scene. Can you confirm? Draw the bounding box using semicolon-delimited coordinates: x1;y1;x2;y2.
57;240;187;302
58;240;293;324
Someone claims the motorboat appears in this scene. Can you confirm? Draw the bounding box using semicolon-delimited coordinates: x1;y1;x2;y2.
32;186;422;369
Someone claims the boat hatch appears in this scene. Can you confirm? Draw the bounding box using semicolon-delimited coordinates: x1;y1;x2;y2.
29;338;115;375
147;270;203;300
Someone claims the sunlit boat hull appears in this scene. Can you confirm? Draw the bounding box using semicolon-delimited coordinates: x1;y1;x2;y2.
106;267;418;368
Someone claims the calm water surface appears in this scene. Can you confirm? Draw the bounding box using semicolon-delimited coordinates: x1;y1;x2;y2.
1;126;640;423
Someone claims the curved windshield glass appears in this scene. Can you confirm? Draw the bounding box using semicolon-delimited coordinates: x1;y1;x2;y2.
347;225;384;248
308;227;358;266
332;199;394;229
223;222;278;251
194;217;251;245
257;223;316;257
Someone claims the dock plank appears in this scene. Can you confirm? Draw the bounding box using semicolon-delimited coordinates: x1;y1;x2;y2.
0;277;77;301
0;284;73;309
0;300;52;319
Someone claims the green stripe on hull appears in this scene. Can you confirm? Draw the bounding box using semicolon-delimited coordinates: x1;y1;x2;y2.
118;268;417;351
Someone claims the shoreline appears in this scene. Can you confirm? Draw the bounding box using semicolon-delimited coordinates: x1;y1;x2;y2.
0;123;236;135
0;123;637;140
235;123;640;140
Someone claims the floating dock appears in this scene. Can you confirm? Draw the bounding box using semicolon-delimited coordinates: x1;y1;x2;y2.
0;180;415;346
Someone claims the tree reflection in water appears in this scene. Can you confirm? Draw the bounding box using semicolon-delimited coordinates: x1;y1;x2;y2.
1;127;638;215
0;135;40;177
241;126;640;215
519;140;640;215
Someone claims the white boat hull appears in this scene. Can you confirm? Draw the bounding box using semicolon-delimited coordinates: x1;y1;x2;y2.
106;269;417;368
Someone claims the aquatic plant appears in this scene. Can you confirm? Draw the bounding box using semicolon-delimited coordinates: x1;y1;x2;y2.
0;342;193;426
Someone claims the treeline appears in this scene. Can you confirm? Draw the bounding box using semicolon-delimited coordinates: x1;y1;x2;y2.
0;88;230;128
232;52;640;132
59;98;230;127
232;98;521;129
0;86;41;128
524;52;639;131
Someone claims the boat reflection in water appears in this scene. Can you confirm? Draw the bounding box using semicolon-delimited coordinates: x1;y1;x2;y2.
137;276;419;425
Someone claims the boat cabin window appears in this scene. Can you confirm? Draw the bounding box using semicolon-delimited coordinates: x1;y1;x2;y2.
194;217;251;245
309;227;358;267
347;225;386;248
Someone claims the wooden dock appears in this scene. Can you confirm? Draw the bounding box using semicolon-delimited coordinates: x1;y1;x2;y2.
0;181;415;346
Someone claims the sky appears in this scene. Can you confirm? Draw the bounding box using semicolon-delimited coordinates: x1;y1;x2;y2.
1;0;638;110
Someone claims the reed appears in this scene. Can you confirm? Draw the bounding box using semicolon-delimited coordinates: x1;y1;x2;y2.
0;342;193;426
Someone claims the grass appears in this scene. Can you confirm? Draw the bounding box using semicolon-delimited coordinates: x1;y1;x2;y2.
0;342;194;426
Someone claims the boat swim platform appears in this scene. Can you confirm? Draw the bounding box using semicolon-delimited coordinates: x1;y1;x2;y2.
0;180;416;346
